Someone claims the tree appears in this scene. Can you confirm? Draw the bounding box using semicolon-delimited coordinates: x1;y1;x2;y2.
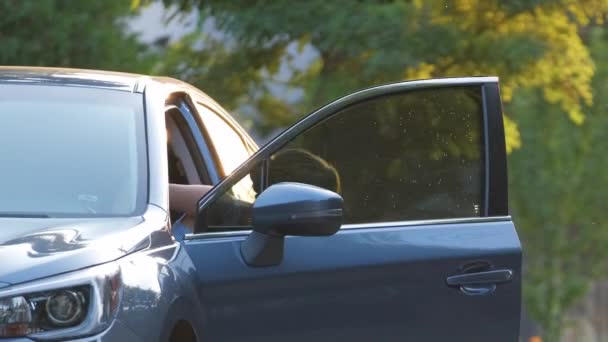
153;0;606;142
0;0;152;73
509;26;608;341
149;0;608;339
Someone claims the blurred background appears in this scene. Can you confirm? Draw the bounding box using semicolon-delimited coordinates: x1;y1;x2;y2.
2;0;607;340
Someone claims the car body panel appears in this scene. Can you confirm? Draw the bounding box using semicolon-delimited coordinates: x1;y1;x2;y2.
0;205;170;286
71;319;145;342
0;216;141;285
116;240;205;342
184;219;521;341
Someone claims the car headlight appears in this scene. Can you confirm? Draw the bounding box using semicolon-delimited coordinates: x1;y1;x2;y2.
0;262;122;340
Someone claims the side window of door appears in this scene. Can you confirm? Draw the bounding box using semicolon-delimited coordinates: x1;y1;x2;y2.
201;86;485;231
269;86;484;223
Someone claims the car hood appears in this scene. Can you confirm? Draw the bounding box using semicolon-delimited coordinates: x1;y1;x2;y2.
0;215;152;286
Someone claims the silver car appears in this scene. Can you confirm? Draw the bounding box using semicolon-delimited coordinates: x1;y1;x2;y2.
0;67;521;341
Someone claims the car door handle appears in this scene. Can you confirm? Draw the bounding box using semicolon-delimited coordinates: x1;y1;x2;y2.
446;269;513;286
446;269;513;296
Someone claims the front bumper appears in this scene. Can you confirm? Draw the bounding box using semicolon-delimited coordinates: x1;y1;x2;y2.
1;319;143;342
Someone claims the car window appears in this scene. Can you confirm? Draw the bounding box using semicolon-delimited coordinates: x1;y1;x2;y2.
270;86;484;223
195;103;251;177
0;85;147;217
201;86;484;231
202;162;261;230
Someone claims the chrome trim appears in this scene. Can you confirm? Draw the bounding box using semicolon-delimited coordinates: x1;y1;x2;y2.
340;215;511;230
184;216;512;240
185;230;250;240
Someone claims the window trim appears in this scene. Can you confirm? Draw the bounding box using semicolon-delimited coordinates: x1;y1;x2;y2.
194;77;507;232
166;109;203;184
185;215;512;240
483;83;509;216
166;92;224;185
165;104;214;185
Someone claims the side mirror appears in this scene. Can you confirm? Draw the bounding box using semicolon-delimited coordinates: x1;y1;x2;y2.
241;182;343;267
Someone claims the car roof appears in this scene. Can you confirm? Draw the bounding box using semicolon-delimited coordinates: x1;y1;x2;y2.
0;66;184;93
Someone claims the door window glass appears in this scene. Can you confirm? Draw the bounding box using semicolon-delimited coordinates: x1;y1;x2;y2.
269;86;485;223
202;162;261;231
201;86;485;231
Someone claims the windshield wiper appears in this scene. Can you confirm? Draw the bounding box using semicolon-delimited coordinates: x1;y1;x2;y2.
0;212;51;218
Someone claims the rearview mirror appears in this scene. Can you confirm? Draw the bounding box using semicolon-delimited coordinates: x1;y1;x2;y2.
241;182;343;267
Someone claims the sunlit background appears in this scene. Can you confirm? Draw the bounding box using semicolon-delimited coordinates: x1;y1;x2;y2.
3;1;608;341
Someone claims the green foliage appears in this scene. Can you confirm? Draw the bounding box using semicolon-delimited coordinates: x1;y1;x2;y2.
509;26;608;341
0;0;151;72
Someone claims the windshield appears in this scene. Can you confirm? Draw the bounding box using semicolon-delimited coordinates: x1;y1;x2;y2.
0;85;147;218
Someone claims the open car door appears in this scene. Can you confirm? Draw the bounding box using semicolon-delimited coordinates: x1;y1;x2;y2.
185;77;521;341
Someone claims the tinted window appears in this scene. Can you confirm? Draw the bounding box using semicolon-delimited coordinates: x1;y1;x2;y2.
270;86;484;223
202;86;484;230
0;85;146;217
202;163;261;230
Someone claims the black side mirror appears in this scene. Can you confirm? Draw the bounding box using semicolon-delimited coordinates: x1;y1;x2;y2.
241;182;343;267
